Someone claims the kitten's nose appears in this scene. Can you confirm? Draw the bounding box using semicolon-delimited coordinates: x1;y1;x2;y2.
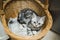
34;25;37;27
36;24;37;26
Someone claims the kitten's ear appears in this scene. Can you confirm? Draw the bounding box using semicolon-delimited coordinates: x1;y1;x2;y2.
10;18;13;20
32;13;36;18
10;17;17;21
15;17;18;20
41;16;46;20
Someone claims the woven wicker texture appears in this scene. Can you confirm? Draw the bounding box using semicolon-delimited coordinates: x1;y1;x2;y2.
0;0;53;40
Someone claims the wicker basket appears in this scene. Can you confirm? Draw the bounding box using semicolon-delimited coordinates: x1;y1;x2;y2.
1;0;53;40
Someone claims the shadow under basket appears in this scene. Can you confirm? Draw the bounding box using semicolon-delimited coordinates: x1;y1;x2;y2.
1;0;53;40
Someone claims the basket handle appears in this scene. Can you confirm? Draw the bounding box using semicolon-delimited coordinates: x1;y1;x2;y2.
35;0;49;10
0;10;5;18
3;0;11;9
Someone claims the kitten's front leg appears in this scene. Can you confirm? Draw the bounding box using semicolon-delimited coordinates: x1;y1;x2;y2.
27;28;33;36
32;31;38;35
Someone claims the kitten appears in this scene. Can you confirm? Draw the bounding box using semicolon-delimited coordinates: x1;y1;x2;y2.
17;8;34;24
28;13;46;31
8;17;27;36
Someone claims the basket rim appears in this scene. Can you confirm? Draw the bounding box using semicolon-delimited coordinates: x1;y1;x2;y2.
2;0;53;40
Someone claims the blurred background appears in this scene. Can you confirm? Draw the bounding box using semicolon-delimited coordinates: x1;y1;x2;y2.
41;0;60;35
49;0;60;34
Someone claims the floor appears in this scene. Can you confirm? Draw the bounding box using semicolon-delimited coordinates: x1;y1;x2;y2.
42;31;60;40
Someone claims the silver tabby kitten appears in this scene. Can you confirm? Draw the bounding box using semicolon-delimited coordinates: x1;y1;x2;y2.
28;13;46;31
17;8;33;24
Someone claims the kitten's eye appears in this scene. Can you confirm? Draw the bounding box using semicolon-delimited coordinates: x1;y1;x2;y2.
9;21;13;24
25;17;27;19
34;22;36;23
38;23;40;25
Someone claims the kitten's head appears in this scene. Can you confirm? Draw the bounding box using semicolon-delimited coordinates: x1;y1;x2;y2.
31;15;45;28
18;8;35;24
23;8;34;19
9;17;17;24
